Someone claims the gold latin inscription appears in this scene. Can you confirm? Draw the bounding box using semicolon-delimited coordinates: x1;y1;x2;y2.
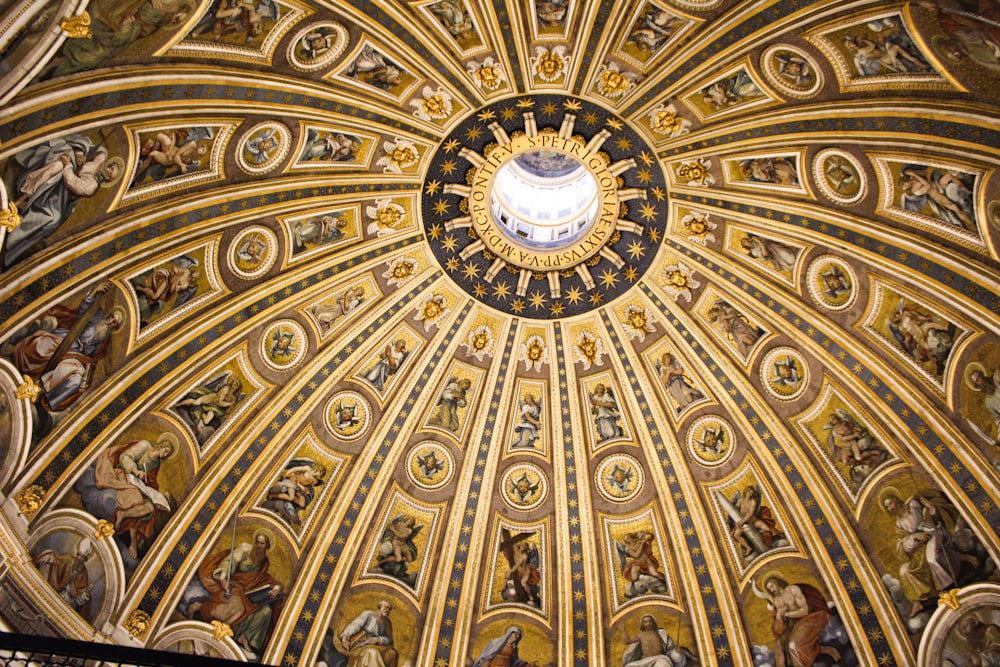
468;134;618;271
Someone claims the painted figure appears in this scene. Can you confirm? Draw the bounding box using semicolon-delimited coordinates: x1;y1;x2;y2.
700;70;761;111
429;377;471;432
824;409;887;485
886;299;956;376
708;300;763;357
33;537;97;621
313;287;366;329
190;0;279;44
374;514;421;586
729;485;785;558
324;599;398;667
739;158;799;186
899;164;976;232
2;283;123;416
503;542;541;607
966;362;1000;440
616;530;668;597
954;614;1000;666
44;0;195;78
93;433;176;559
472;626;533;667
363;339;408;391
739;234;799;272
626;9;683;53
346;45;403;90
654;352;703;411
754;576;835;667
589;383;623;442
261;459;325;527
131;254;201;327
3;134;122;268
186;531;284;660
300;130;361;163
510;394;541;449
292;214;349;252
879;488;985;618
620;615;696;667
843;18;930;76
427;0;475;40
174;371;245;444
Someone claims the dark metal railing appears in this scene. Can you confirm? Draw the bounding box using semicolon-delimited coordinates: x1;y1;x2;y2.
0;632;251;667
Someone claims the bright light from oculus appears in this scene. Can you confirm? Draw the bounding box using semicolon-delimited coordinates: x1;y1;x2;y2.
490;149;600;249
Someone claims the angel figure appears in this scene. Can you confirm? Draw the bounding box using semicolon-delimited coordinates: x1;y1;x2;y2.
373;514;421;586
312;286;365;329
607;465;633;494
332;399;361;432
717;486;787;560
696;426;726;457
261;458;325;527
589;383;623;442
771;355;801;388
174;371;245;443
498;530;541;607
616;530;668;598
823;409;887;484
131;254;201;326
416;450;445;479
654;352;704;411
626;9;683;52
510;473;540;503
269;329;296;361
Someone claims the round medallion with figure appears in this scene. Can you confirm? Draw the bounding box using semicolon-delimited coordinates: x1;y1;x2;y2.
260;319;307;370
687;415;735;467
500;463;548;511
760;346;809;401
595;454;644;502
325;391;371;441
406;441;454;490
807;255;857;312
229;226;278;279
237;122;291;175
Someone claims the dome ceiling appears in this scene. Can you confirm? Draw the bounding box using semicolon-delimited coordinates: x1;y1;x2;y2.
0;0;998;666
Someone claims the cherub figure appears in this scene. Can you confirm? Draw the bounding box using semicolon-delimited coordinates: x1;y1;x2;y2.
616;530;668;597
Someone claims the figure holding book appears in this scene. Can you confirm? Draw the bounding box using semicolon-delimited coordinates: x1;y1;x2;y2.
188;531;284;660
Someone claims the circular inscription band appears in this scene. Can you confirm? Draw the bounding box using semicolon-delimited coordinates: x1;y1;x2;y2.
423;94;670;318
469;134;619;271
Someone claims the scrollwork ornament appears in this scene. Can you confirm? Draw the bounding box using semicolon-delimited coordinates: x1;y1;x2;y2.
0;202;20;231
61;12;92;39
15;485;45;519
15;375;39;402
124;609;151;639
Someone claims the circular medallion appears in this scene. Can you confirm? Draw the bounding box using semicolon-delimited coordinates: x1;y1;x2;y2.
500;463;548;511
595;453;644;502
687;415;735;467
761;45;823;98
423;94;668;318
287;22;348;71
325;391;371;441
807;255;857;312
406;441;454;490
260;319;307;370
759;346;808;401
812;149;866;205
988;200;1000;230
237;122;291;175
229;225;278;279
